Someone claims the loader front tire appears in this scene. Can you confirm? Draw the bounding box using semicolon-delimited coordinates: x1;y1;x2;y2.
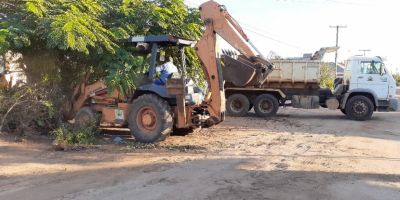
129;94;173;143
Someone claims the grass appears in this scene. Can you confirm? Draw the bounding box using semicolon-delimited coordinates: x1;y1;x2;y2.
52;121;100;145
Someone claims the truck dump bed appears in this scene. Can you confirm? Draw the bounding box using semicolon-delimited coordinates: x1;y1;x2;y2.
263;59;321;89
223;47;336;89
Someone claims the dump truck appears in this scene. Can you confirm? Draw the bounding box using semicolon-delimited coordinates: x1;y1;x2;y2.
224;52;398;121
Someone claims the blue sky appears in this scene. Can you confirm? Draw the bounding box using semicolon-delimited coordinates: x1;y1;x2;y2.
185;0;400;73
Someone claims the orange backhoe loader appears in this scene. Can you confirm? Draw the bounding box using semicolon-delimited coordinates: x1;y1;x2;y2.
62;1;274;143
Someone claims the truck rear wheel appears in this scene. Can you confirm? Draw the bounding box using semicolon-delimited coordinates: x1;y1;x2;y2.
129;94;173;143
254;94;279;117
226;94;250;117
345;95;374;121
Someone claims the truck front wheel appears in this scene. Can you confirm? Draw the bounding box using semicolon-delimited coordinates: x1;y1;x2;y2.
345;95;374;121
254;94;279;117
226;94;250;117
129;94;173;143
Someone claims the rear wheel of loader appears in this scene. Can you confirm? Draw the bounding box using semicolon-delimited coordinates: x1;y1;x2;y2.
254;94;279;117
345;95;374;121
129;94;173;143
226;94;250;117
75;107;97;127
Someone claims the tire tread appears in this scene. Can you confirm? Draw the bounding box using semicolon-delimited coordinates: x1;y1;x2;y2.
128;94;173;143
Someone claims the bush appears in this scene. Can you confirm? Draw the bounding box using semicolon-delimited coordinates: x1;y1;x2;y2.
52;121;100;145
393;73;400;86
320;63;335;90
0;83;63;135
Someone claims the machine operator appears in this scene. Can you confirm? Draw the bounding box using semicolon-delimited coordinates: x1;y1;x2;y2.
152;56;178;85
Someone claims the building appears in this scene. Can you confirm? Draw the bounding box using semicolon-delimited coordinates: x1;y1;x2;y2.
327;62;345;78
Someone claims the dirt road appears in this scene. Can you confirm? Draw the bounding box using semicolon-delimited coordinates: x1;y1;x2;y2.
1;108;400;200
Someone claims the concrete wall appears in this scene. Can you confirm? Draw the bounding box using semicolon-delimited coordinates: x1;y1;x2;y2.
2;51;27;88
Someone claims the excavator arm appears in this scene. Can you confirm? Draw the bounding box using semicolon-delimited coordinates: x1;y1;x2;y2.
196;0;274;123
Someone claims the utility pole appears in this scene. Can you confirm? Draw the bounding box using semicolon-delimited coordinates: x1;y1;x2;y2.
359;49;371;56
330;25;347;77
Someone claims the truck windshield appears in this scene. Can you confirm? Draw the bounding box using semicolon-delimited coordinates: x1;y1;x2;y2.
360;61;383;74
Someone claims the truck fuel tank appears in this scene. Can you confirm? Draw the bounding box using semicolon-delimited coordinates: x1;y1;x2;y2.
292;95;320;109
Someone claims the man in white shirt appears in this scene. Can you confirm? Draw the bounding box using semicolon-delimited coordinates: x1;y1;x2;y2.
153;56;178;85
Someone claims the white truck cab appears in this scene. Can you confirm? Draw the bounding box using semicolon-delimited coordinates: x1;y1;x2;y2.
339;56;398;120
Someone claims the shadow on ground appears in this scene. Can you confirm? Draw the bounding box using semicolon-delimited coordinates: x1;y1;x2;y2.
1;157;399;200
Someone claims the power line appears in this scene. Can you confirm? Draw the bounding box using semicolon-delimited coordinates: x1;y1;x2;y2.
185;0;305;51
237;20;281;38
237;20;308;51
359;49;371;56
243;27;306;51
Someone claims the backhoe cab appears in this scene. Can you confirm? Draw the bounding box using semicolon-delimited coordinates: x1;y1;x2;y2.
127;35;208;142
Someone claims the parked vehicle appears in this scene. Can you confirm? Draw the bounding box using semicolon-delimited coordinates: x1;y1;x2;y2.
225;55;398;121
63;0;277;142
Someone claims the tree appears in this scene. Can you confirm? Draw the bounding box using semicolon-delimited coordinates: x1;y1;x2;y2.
0;0;118;88
320;63;335;90
393;73;400;86
99;0;204;91
0;0;204;93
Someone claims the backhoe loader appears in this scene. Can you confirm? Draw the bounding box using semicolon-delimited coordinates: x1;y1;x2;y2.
63;1;274;143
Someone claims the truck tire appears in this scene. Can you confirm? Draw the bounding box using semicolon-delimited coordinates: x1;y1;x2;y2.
345;95;374;121
75;107;97;127
254;94;279;117
226;94;250;117
129;94;173;143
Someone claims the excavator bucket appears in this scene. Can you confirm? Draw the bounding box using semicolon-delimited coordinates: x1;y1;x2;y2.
223;55;257;87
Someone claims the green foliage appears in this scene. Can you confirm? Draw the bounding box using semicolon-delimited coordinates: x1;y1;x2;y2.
26;0;117;54
100;0;205;91
320;63;335;90
0;0;204;91
100;48;148;93
393;73;400;86
0;29;10;54
52;121;100;145
116;0;202;37
0;83;63;135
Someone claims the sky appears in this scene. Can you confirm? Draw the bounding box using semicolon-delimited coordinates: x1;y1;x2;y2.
185;0;400;73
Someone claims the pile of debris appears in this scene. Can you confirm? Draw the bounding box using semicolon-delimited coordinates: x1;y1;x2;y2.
0;83;64;136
